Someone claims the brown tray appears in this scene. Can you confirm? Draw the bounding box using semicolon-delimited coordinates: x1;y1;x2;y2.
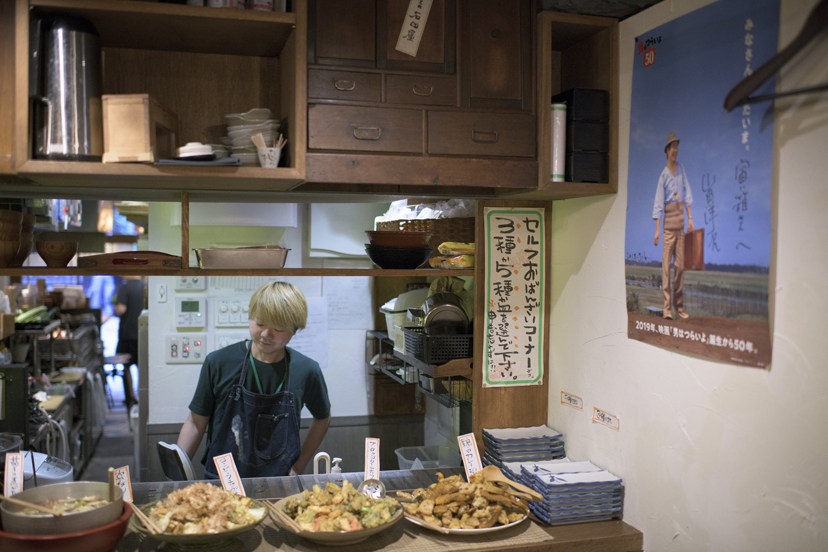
77;251;182;269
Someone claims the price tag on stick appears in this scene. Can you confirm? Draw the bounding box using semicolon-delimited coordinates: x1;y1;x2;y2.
4;452;24;497
457;433;482;480
114;465;134;502
364;438;380;481
213;453;245;496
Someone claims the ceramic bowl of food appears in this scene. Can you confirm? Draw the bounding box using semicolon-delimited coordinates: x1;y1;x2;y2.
0;481;124;535
365;230;434;248
0;502;132;552
35;241;78;268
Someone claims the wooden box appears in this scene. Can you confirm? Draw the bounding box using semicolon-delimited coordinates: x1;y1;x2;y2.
0;313;15;340
102;94;177;163
684;228;705;271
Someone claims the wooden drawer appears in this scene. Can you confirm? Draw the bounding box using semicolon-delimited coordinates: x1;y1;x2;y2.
308;104;423;153
427;112;535;157
308;69;382;102
386;75;457;106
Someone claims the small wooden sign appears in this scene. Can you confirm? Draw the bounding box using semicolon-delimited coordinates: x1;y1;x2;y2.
395;0;433;57
3;452;23;497
114;465;133;503
364;438;380;481
457;433;482;480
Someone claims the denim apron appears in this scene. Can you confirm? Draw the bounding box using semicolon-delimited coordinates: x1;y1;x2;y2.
204;341;301;479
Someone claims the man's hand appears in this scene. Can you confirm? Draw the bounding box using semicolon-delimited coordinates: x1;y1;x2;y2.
654;230;660;246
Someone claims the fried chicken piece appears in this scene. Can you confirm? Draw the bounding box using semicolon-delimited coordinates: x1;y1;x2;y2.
480;506;502;528
417;499;435;516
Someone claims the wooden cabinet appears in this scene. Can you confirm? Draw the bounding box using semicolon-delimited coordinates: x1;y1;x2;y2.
0;0;15;175
5;0;307;197
505;11;619;201
308;104;423;153
302;0;538;192
310;0;377;67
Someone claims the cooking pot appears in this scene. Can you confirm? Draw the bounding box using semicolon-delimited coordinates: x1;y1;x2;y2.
408;292;469;335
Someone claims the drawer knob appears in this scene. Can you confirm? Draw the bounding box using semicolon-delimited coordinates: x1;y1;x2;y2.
412;84;434;96
471;129;499;144
333;79;356;91
352;125;382;141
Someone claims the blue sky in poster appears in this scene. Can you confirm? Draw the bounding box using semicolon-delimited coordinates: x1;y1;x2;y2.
625;0;780;268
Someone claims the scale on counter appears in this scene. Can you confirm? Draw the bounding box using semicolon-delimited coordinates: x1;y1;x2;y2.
22;451;73;489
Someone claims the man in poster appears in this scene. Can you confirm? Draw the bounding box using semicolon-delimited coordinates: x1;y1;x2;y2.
652;132;694;320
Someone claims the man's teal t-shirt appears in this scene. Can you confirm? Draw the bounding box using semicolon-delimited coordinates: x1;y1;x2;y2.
188;342;331;465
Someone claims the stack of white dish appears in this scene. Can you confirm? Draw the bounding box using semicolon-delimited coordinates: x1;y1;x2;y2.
222;108;280;166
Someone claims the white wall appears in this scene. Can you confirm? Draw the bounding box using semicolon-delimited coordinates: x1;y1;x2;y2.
548;0;828;550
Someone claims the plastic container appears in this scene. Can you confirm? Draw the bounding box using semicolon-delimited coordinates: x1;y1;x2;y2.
379;288;428;348
402;327;473;364
395;445;462;470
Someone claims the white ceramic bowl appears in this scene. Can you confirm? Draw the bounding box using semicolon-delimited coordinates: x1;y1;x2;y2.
230;133;274;148
231;153;259;166
224;108;273;126
227;124;278;140
226;120;279;133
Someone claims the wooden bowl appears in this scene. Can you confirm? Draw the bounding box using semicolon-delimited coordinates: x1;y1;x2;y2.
0;210;23;225
21;213;36;230
0;240;20;268
8;233;32;268
35;241;78;268
365;230;434;248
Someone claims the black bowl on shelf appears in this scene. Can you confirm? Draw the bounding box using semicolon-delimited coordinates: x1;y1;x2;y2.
365;244;432;269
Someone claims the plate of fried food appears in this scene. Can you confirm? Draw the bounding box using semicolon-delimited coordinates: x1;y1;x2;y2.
397;470;532;534
268;480;402;545
130;482;268;545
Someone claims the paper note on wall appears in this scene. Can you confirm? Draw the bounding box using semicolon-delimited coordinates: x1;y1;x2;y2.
324;277;373;329
287;296;329;370
395;0;433;57
483;207;545;387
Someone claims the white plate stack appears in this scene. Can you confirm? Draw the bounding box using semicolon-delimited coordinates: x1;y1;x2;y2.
520;460;624;525
222;108;280;166
482;425;566;473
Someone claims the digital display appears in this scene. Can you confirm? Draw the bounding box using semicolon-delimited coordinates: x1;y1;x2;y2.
181;301;200;313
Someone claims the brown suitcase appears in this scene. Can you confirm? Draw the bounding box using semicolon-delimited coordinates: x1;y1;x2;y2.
684;228;705;270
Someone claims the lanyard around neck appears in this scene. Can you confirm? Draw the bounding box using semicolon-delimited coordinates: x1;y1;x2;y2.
248;343;285;395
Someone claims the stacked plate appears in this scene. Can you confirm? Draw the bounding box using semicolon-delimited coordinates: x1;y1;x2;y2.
222;108;280;166
520;461;624;525
482;425;566;471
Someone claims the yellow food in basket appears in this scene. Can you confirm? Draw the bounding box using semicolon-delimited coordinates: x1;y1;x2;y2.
437;242;475;256
428;255;475;269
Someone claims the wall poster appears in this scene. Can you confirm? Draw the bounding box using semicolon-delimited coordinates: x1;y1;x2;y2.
625;0;779;368
483;207;544;387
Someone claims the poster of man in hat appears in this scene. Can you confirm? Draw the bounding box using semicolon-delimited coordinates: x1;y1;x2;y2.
625;0;780;368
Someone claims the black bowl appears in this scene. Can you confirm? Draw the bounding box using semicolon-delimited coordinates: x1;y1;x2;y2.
365;245;432;269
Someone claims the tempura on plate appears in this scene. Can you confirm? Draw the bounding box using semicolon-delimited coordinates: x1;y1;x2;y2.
147;482;265;534
282;480;399;532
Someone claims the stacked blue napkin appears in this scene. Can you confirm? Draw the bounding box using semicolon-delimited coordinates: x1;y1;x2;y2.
520;461;624;525
481;425;566;471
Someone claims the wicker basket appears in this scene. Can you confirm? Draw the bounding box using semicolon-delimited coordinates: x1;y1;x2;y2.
376;218;475;256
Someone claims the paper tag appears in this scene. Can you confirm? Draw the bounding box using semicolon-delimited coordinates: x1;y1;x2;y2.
114;465;133;503
213;453;245;496
395;0;433;57
3;452;24;497
364;438;380;480
561;391;583;410
457;433;482;480
592;407;620;431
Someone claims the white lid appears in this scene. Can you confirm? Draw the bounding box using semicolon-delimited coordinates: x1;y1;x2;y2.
176;142;213;157
380;287;429;313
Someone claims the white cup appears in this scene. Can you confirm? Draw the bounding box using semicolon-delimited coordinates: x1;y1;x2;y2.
257;147;282;168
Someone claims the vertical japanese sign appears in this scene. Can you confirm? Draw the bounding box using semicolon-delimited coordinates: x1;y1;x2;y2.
4;452;24;497
364;438;380;481
395;0;433;57
457;433;482;480
625;0;778;368
114;465;133;502
483;208;544;387
213;453;245;496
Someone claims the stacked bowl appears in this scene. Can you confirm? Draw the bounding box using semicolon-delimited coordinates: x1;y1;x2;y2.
0;209;22;268
365;231;434;269
222;108;280;166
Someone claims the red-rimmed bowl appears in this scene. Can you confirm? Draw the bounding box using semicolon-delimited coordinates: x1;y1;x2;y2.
0;502;132;552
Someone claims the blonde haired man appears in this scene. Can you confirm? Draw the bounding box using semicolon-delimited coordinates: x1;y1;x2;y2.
178;281;331;477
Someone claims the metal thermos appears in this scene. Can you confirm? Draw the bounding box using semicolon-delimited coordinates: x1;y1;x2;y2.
33;15;103;161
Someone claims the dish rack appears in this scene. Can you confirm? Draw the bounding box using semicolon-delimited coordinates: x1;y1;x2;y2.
402;327;473;365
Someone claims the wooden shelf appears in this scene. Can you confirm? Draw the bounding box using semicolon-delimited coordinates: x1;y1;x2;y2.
1;267;476;277
18;160;304;193
30;0;297;57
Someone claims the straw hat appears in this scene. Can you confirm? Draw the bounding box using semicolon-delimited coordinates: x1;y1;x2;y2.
665;132;679;153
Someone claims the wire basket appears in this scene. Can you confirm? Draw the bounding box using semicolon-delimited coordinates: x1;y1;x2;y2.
376;217;475;256
403;327;473;365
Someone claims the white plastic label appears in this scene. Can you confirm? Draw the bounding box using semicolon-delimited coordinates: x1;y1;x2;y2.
364;438;380;481
457;433;482;480
561;391;583;410
114;465;133;502
4;452;24;497
592;407;620;431
213;453;245;496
